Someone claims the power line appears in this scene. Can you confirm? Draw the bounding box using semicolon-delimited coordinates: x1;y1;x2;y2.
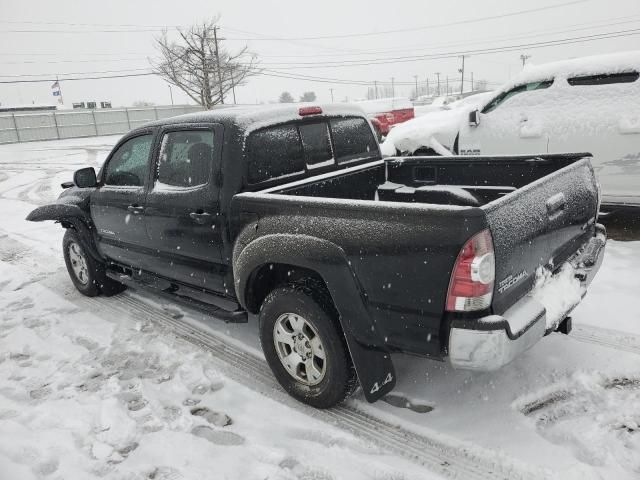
0;72;156;84
251;16;640;59
233;28;640;69
221;0;589;41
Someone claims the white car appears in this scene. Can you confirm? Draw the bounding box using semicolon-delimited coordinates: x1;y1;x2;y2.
382;51;640;208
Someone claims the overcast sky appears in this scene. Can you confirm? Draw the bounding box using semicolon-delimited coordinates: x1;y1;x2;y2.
0;0;639;107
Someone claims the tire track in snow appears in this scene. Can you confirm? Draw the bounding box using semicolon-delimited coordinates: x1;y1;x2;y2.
0;232;543;480
74;291;542;480
570;324;640;356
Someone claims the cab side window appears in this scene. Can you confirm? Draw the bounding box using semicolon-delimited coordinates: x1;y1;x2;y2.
247;125;305;184
104;134;153;186
482;80;554;114
156;130;214;188
330;117;378;164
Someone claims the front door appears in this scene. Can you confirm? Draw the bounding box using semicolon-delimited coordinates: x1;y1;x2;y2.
143;125;226;293
459;80;554;156
91;132;155;269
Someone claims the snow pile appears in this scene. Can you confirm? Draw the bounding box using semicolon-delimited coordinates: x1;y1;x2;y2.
532;264;584;329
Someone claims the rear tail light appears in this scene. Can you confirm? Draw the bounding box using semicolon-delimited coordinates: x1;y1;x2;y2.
446;229;495;312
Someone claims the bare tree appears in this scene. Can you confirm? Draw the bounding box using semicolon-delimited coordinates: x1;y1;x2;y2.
279;92;294;103
299;91;316;102
151;17;258;109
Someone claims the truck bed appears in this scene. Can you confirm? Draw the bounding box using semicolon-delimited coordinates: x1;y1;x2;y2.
231;153;599;357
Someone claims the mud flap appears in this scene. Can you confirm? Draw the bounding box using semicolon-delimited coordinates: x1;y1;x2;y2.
343;334;396;403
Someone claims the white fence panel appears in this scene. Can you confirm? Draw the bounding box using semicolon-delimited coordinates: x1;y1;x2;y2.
0;115;19;143
0;105;204;144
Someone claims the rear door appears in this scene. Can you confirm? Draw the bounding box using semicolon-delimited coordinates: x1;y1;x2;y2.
143;124;226;292
547;71;640;205
483;157;599;314
91;132;155;269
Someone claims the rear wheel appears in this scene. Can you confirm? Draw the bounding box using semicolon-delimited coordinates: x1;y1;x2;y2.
63;229;125;297
259;283;358;408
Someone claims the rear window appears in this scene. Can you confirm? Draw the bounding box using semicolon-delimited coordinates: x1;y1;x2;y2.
247;125;304;184
299;122;333;167
567;71;639;86
329;117;378;164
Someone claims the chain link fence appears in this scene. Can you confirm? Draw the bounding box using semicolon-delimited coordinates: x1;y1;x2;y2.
0;105;204;144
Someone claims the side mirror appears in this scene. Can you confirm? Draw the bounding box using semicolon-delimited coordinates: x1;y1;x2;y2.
468;109;480;127
73;167;97;188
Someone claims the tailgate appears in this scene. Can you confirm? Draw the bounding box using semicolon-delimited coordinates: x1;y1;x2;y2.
483;158;599;314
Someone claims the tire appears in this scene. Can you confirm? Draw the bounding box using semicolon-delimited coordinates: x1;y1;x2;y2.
259;283;358;408
62;229;126;297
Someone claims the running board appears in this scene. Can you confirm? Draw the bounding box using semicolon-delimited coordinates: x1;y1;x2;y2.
105;270;248;323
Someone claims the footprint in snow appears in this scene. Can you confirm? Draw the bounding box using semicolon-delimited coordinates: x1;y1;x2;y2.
190;407;232;427
191;425;244;446
382;393;434;413
148;466;183;480
518;375;640;472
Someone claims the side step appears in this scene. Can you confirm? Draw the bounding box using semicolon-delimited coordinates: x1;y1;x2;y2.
106;270;248;324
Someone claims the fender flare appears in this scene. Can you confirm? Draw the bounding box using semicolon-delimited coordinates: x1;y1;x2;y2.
26;201;102;262
234;233;396;402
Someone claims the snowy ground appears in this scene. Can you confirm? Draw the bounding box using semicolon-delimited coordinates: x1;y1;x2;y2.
1;137;639;480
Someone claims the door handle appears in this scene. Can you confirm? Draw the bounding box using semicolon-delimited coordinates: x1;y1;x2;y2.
189;211;212;224
127;205;144;214
546;193;566;217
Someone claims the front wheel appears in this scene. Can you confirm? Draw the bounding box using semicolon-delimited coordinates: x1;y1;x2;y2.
259;284;358;408
62;229;125;297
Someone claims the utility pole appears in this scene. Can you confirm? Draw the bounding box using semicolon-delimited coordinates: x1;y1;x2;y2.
413;75;418;99
329;88;334;102
435;72;441;96
471;72;474;92
426;78;430;96
520;54;531;67
230;73;237;104
168;85;174;105
458;55;466;95
391;77;395;97
373;80;378;99
213;26;225;105
446;76;449;96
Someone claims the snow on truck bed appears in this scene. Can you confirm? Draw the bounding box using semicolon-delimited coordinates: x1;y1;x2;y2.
2;136;640;480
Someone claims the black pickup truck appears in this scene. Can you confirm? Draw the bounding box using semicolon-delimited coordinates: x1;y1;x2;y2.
28;104;606;408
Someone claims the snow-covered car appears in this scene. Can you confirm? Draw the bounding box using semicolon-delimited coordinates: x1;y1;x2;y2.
382;51;640;208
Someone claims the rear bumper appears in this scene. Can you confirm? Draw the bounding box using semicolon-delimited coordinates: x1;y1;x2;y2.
448;225;606;371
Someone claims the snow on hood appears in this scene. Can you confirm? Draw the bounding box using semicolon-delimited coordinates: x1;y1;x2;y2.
380;107;466;156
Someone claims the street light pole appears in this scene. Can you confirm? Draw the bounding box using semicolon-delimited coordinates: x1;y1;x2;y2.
329;88;334;102
459;55;466;95
391;77;395;97
435;72;441;96
413;75;418;99
168;85;174;105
